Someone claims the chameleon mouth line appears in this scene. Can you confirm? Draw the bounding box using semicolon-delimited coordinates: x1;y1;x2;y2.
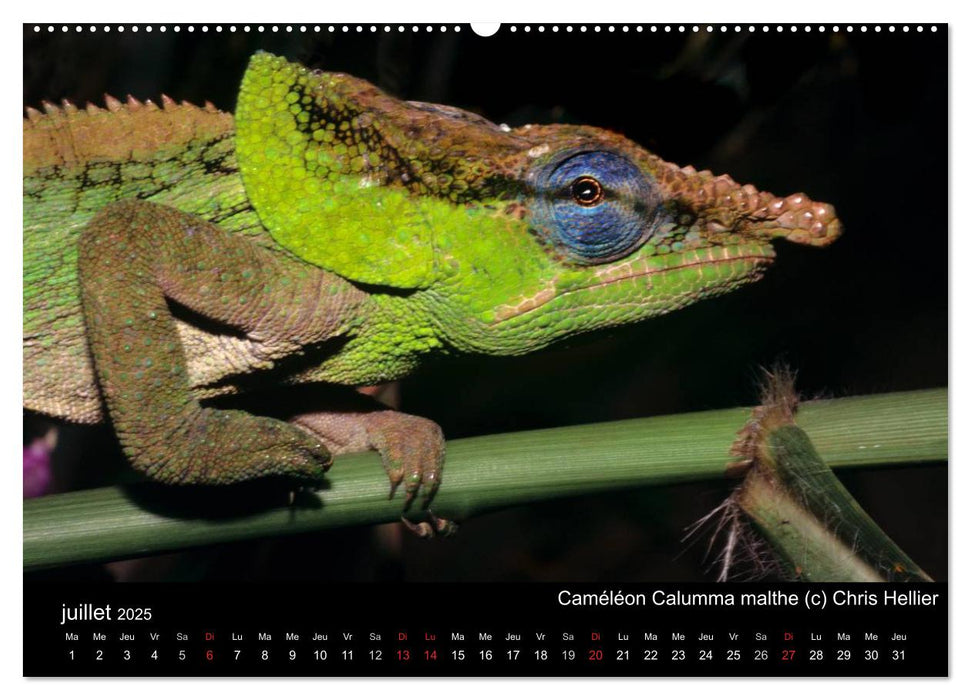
492;246;776;324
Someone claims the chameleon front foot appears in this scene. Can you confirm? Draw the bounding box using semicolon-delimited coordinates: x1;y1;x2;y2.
364;411;445;510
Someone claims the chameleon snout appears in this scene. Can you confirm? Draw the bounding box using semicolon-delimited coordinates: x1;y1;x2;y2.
764;194;842;248
713;191;843;248
655;162;843;249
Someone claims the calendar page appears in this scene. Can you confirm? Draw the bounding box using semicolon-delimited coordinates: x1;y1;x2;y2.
22;20;947;678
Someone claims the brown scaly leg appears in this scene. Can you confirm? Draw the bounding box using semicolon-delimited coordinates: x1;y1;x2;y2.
78;200;363;486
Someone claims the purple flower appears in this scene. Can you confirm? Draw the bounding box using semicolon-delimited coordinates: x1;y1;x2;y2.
23;437;53;498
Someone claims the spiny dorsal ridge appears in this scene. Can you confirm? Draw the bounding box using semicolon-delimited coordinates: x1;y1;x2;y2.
24;92;228;129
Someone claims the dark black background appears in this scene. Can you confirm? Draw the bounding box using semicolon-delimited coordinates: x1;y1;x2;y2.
24;24;947;583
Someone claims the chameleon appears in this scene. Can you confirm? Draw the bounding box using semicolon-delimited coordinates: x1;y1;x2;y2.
23;51;841;511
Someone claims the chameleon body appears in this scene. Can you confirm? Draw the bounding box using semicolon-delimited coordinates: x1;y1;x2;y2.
23;52;841;507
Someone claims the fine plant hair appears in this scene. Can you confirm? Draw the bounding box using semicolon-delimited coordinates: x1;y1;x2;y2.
684;364;799;582
684;493;786;582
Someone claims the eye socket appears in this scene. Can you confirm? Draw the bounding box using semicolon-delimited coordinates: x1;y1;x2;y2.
571;176;605;207
529;150;660;264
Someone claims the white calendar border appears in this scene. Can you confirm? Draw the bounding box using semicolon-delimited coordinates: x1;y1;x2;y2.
4;0;963;696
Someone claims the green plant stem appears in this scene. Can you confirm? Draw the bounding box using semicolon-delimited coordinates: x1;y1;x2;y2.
23;388;946;571
738;425;931;582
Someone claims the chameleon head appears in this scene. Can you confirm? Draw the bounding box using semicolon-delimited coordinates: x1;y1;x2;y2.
458;125;842;353
236;53;841;359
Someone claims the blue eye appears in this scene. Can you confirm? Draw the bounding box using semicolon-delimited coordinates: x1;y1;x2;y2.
529;151;659;263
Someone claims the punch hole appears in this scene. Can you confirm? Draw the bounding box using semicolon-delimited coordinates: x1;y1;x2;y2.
471;23;500;37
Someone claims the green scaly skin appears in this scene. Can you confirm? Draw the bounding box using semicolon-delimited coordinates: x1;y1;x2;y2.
23;52;841;509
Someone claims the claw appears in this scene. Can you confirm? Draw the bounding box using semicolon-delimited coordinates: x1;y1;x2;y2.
429;511;459;537
402;469;423;510
420;466;442;509
386;465;404;500
401;515;435;539
400;512;459;538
